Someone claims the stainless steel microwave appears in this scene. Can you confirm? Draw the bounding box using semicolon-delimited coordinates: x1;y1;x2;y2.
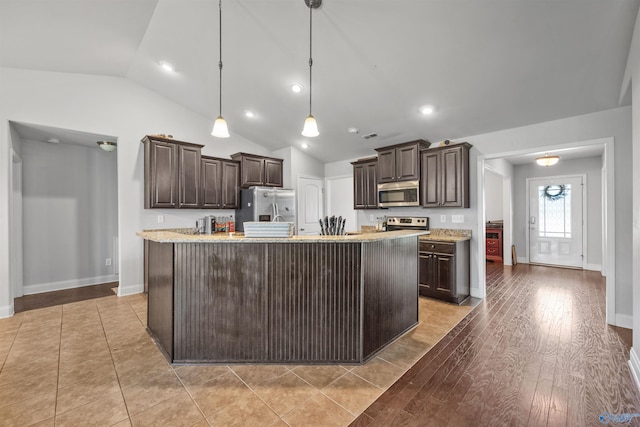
377;180;420;207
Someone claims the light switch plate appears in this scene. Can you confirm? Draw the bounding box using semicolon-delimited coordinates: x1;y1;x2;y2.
440;215;446;222
157;215;164;224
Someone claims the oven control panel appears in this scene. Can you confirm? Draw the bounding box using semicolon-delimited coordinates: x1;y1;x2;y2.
386;216;429;230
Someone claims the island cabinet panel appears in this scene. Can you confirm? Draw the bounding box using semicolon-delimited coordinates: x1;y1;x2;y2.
143;233;419;364
146;241;175;360
172;243;268;363
268;243;361;363
362;237;418;358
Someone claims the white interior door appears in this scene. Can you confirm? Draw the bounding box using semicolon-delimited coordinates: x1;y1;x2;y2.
297;177;323;235
528;176;583;268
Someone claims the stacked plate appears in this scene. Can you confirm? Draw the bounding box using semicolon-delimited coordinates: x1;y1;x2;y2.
243;222;294;238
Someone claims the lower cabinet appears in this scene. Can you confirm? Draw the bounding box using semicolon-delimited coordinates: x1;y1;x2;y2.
419;239;470;304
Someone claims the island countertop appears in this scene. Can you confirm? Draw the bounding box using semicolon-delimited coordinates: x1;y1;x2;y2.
138;228;428;243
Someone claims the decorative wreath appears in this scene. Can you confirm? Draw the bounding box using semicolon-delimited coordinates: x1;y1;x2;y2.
543;184;566;201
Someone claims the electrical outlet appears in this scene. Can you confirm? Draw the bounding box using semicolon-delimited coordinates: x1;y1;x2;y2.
452;215;464;223
105;258;112;266
157;215;164;224
440;215;446;222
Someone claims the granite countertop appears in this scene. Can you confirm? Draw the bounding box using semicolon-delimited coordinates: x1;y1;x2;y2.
138;228;429;243
419;228;472;242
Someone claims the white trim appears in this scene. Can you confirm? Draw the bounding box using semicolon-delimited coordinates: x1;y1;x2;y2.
474;161;486;299
23;275;119;295
616;314;633;329
585;263;602;272
629;348;640;394
117;283;143;296
0;303;14;318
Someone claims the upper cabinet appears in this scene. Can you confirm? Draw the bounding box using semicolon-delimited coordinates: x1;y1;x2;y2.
201;156;240;209
143;135;204;209
421;143;471;208
231;153;284;188
375;140;431;183
351;157;378;209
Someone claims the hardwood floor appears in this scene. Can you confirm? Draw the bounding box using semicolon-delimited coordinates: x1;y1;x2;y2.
351;263;640;426
13;282;118;313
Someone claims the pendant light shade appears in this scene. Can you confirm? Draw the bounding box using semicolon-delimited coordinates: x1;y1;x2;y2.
301;0;321;137
211;0;230;138
302;114;319;137
535;154;560;167
212;116;230;138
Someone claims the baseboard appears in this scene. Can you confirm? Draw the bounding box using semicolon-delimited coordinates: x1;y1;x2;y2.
585;263;602;272
23;275;119;295
616;314;633;329
629;348;640;394
117;283;144;297
0;303;14;319
517;257;528;264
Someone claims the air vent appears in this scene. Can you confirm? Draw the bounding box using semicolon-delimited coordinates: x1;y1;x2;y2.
362;133;378;140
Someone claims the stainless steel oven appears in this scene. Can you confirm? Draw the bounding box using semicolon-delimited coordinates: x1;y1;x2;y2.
386;216;429;232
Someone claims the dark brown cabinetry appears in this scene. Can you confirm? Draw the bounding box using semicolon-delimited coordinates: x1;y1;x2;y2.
143;135;204;209
201;156;240;209
486;227;503;262
421;143;471;208
419;239;470;304
351;157;378;209
375;140;431;183
231;153;284;188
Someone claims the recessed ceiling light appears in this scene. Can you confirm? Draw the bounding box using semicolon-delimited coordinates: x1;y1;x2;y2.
244;110;255;118
291;83;303;93
420;105;435;115
347;127;359;134
47;138;60;144
159;61;175;73
301;142;309;149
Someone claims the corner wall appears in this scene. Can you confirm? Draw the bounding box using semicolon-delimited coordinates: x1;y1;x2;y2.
0;67;270;309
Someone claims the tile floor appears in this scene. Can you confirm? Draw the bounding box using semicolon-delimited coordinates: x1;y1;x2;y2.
0;291;473;426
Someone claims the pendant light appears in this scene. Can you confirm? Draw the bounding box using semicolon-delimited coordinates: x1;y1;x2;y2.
211;0;230;138
301;0;321;138
96;141;117;152
535;153;560;167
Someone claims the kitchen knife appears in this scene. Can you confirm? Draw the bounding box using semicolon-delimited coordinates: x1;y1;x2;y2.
340;218;346;235
319;219;325;235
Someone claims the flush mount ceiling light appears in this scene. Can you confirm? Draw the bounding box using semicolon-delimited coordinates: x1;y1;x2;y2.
291;83;304;93
244;110;255;118
301;0;321;138
159;61;175;73
347;127;359;134
420;105;435;115
536;153;559;167
97;141;117;152
211;0;230;138
47;138;60;144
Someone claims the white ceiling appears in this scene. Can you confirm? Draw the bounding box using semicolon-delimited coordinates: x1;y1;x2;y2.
1;0;638;163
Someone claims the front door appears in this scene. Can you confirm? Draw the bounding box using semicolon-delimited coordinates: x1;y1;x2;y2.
297;177;323;235
528;176;584;268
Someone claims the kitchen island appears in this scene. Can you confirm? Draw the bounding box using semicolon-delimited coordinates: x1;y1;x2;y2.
138;229;423;365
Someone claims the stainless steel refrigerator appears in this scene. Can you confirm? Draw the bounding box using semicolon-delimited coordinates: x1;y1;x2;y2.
235;187;296;233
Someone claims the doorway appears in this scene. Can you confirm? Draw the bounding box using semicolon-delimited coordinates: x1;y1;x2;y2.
527;175;585;268
10;150;23;299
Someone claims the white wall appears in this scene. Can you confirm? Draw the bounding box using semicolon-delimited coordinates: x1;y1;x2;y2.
628;4;640;390
484;169;503;222
0;67;270;311
512;156;603;269
21;139;119;293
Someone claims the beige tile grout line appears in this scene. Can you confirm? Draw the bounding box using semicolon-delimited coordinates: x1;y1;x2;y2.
53;305;64;426
96;299;137;426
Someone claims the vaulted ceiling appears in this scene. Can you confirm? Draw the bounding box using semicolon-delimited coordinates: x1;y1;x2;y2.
1;0;638;163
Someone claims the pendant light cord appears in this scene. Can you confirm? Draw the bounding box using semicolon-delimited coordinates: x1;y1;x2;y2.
308;2;313;116
218;0;223;116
